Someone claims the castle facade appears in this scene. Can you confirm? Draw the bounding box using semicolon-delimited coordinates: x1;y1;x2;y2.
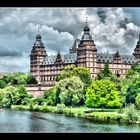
30;23;140;87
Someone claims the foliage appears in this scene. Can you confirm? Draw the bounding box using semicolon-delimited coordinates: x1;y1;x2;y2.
131;62;140;72
43;87;59;106
56;76;84;106
56;65;92;90
0;85;31;108
85;80;122;108
135;94;140;110
0;86;21;108
125;80;140;104
124;104;139;123
96;64;113;80
0;73;28;86
0;80;6;88
26;76;38;84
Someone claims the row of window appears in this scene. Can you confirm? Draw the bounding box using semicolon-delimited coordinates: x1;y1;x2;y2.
41;76;56;81
97;56;136;60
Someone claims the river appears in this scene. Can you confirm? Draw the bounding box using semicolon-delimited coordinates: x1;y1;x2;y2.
0;109;140;133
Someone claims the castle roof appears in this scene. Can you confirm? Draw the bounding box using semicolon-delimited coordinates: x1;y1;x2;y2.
42;53;77;65
97;53;137;64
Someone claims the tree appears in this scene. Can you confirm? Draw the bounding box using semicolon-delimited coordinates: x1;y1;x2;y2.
26;76;38;84
125;80;140;104
131;62;140;72
85;80;122;108
56;76;84;106
0;73;28;86
135;94;140;110
0;80;6;88
124;104;139;123
96;64;113;80
43;87;59;106
0;86;20;108
56;65;92;89
0;85;31;108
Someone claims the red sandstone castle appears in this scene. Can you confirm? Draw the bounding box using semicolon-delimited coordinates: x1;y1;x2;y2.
30;22;140;87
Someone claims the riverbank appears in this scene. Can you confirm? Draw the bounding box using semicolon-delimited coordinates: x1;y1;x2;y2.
11;105;136;125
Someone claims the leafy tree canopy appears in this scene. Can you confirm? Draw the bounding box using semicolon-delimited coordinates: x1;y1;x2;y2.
96;64;114;80
85;80;122;108
126;80;140;104
56;76;84;106
56;65;92;90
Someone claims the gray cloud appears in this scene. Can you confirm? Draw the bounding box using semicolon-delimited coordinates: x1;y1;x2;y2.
0;8;139;73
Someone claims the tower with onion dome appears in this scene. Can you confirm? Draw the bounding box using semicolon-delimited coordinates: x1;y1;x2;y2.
30;31;47;82
77;18;97;78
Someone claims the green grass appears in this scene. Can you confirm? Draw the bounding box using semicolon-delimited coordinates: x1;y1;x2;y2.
10;105;133;124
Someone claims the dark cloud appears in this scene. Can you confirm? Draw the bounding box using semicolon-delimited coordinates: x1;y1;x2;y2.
0;8;139;73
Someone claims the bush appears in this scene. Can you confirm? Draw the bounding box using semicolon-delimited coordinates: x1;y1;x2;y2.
56;103;65;108
124;104;139;123
43;87;59;106
135;93;140;110
26;76;38;84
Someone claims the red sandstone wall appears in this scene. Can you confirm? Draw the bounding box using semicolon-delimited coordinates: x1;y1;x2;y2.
26;85;52;98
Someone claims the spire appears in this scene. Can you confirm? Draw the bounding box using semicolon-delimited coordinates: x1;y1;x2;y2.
83;17;90;32
56;50;62;63
38;25;40;33
36;25;41;41
137;34;140;45
86;17;88;26
115;50;120;57
34;25;44;47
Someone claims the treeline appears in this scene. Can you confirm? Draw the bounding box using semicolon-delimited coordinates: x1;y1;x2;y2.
1;63;140;123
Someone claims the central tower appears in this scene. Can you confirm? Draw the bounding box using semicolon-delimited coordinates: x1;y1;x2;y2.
77;20;97;78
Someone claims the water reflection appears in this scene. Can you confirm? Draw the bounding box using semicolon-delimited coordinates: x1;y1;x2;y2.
0;110;140;132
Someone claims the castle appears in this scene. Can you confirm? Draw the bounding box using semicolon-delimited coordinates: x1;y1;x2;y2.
30;21;140;88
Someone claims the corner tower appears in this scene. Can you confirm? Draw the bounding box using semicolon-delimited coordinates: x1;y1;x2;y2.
30;32;47;82
77;19;97;78
133;35;140;63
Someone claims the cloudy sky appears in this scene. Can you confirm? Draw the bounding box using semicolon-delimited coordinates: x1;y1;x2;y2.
0;7;140;73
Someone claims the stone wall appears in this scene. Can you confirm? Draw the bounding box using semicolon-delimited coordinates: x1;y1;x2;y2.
26;84;52;98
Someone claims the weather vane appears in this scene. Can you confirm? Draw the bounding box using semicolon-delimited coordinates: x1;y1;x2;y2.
86;17;88;26
38;25;40;33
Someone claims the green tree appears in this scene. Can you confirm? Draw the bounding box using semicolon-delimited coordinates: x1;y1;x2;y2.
131;62;140;72
56;76;84;106
124;104;139;123
26;76;38;84
56;65;92;89
43;87;59;106
0;86;20;108
0;85;31;108
136;94;140;110
85;80;122;108
0;80;6;88
125;80;140;104
96;64;113;80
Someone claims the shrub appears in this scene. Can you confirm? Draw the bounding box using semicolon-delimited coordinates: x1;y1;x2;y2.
124;104;139;123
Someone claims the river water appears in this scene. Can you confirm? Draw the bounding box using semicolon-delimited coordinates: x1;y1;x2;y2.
0;109;140;133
